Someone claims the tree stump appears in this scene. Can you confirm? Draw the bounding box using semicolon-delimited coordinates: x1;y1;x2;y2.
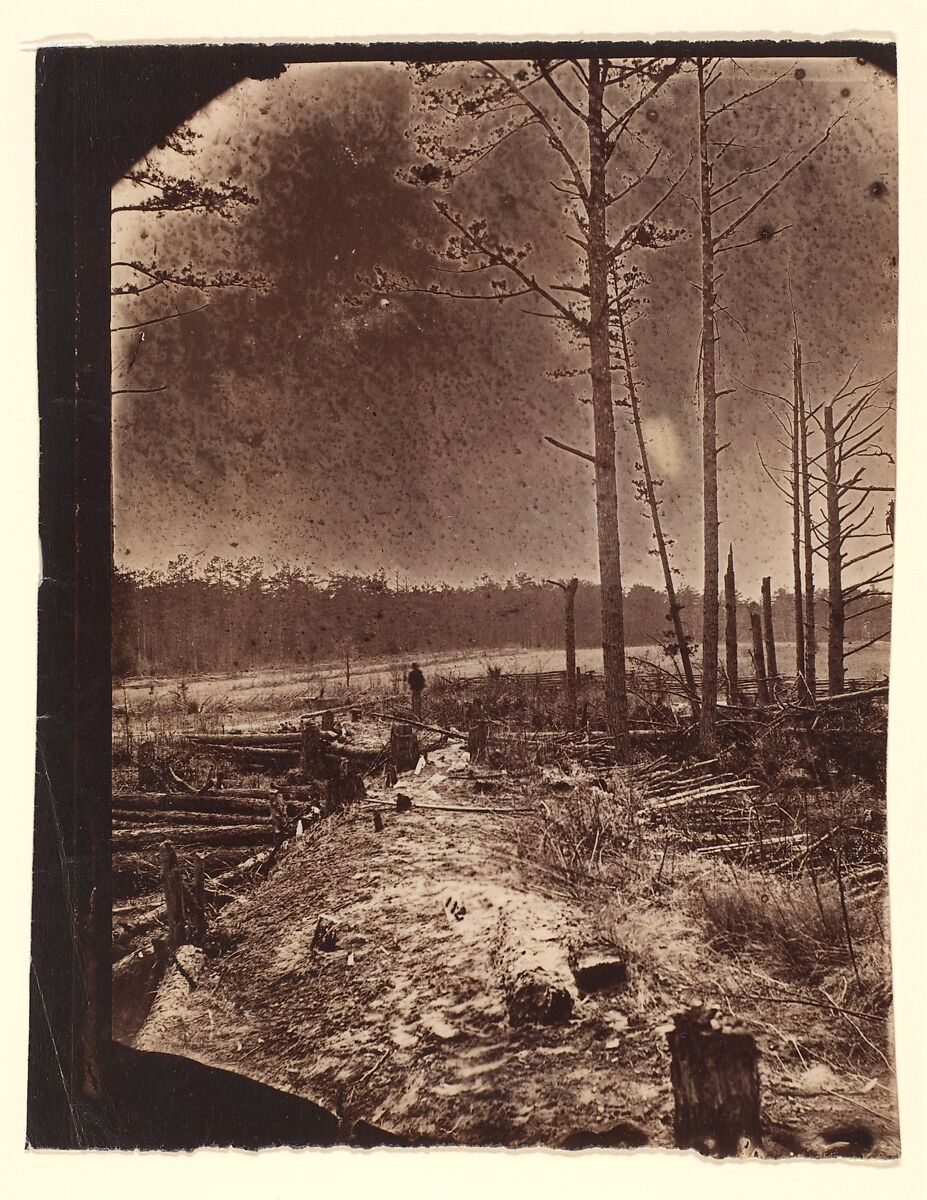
373;811;384;833
667;1004;762;1157
267;790;290;840
159;841;186;951
468;720;489;762
395;793;412;813
187;853;207;946
320;709;336;732
327;759;365;811
311;914;338;952
389;723;421;772
300;721;327;780
138;740;160;791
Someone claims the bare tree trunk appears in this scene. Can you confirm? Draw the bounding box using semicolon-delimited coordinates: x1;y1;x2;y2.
724;544;738;704
616;303;697;710
587;58;629;759
791;350;806;683
797;340;817;697
824;403;845;694
750;610;769;707
564;577;578;726
761;576;778;694
546;576;579;726
697;58;720;751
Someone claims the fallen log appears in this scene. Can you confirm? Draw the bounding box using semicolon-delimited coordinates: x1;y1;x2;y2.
186;732;303;746
194;743;298;763
815;684;888;706
113;824;272;852
111;792;309;819
493;901;577;1026
113;807;264;827
113;791;271;815
368;712;468;741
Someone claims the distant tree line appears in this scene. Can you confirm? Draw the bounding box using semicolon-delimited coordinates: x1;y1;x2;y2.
112;557;889;679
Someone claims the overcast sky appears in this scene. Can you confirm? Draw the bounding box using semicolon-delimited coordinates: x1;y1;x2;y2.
111;53;896;599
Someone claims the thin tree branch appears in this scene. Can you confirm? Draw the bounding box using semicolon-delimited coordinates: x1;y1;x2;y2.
544;434;596;465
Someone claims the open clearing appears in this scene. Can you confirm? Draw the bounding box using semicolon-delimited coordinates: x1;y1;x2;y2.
114;660;897;1155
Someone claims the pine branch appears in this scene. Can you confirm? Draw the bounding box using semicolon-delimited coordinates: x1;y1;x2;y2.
544;434;596;465
714;111;847;246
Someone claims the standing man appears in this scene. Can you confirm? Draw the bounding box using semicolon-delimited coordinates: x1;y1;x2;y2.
407;662;425;719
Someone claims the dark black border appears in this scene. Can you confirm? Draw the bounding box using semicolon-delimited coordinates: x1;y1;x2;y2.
31;38;896;1150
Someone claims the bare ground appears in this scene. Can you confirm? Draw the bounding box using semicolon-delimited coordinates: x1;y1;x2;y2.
127;739;899;1155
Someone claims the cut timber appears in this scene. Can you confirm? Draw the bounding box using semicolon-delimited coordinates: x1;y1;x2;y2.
369;712;467;742
494;902;577;1026
468;720;489;762
198;743;298;763
113;846;265;901
189;854;207;945
114;824;271;852
112;807;263;827
113;792;278;817
816;684;888;706
186;732;302;746
571;951;628;994
668;1004;762;1157
300;722;380;779
327;762;366;811
390;723;421;772
311;915;338;952
160;842;185;951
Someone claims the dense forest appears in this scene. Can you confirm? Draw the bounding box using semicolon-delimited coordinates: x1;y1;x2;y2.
112;558;890;679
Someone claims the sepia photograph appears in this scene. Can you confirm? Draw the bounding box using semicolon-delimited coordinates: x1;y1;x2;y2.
31;38;903;1158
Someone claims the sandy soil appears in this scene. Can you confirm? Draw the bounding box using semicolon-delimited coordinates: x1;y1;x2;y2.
129;742;899;1154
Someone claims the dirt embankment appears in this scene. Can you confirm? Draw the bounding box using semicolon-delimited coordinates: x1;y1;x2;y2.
128;742;899;1154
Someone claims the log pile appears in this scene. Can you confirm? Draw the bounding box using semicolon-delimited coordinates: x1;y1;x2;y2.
633;756;885;877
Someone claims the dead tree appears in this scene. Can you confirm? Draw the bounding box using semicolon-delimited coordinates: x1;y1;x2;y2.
380;57;687;759
545;577;579;727
790;346;806;681
724;545;738;704
813;369;894;692
691;58;846;747
761;576;779;693
753;339;819;699
797;341;817;696
612;280;697;712
758;355;894;696
749;609;769;706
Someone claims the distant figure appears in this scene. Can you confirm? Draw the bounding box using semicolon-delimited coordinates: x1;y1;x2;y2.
407;662;425;719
